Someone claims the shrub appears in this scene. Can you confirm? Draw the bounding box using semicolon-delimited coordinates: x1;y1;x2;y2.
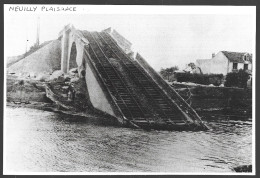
159;66;179;81
225;69;249;88
175;73;224;86
18;80;24;85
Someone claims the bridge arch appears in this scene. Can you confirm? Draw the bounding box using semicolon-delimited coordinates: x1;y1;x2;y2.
60;24;86;77
68;42;77;70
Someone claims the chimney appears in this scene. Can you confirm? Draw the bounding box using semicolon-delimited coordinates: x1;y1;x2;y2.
212;53;215;58
36;16;40;46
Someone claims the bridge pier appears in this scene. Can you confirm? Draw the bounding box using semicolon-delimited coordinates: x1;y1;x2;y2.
59;24;73;74
61;29;70;73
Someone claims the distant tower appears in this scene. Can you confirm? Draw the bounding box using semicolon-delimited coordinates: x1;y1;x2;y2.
36;16;40;46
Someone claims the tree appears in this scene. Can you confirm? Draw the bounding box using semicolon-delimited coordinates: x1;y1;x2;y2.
187;62;196;70
225;69;249;88
159;66;179;80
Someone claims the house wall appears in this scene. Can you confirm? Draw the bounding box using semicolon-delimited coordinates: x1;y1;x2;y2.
209;52;229;75
197;52;253;75
228;61;252;73
197;52;229;75
249;64;252;71
196;60;212;74
228;62;233;72
195;52;256;75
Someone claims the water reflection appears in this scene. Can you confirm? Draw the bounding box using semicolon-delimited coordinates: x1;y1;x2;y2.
4;107;252;173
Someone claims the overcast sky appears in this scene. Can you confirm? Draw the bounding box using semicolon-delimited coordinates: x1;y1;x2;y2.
4;5;255;70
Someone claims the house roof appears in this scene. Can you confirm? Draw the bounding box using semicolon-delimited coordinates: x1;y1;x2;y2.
221;51;252;63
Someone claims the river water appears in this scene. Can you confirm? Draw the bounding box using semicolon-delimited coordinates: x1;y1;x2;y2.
4;107;252;173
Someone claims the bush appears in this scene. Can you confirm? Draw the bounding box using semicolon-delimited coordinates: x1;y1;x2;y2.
225;69;249;88
159;66;179;81
18;80;24;85
175;73;224;86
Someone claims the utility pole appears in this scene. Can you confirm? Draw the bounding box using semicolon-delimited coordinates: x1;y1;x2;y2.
36;16;40;46
25;27;28;53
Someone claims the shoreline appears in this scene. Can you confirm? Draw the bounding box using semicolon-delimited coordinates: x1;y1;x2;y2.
6;73;252;123
6;101;120;126
6;101;252;121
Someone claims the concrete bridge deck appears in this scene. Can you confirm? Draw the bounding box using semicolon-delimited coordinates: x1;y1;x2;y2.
58;24;208;130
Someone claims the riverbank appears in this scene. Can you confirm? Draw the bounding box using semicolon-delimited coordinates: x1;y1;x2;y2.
6;101;119;126
6;73;119;124
171;82;252;120
6;74;252;122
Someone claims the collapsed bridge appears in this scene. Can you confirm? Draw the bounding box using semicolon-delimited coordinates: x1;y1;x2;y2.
57;24;209;130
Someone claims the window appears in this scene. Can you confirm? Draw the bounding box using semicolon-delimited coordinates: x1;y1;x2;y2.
233;63;238;70
244;54;250;61
244;64;248;70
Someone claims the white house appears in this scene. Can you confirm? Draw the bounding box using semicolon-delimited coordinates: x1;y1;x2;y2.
196;51;252;75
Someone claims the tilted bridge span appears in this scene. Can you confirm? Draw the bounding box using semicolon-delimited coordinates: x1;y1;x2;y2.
57;24;209;130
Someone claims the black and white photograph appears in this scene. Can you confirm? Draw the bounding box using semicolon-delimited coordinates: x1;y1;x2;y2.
3;4;255;175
